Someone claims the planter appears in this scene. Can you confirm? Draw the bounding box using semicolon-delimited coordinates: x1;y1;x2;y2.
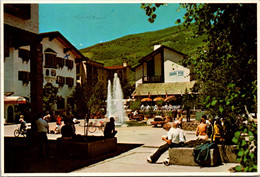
57;136;117;158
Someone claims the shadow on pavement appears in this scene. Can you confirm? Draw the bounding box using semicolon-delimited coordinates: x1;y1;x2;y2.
4;137;143;173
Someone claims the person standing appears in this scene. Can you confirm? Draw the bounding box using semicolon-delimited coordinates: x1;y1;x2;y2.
35;113;49;157
54;115;62;134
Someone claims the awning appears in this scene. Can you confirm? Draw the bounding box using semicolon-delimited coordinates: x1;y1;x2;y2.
141;98;152;102
133;81;197;96
4;96;27;104
164;95;177;102
153;97;164;101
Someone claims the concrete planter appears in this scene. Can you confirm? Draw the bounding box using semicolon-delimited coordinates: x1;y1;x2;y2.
57;136;117;158
169;147;222;166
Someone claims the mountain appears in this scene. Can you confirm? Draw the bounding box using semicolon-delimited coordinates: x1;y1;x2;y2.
79;25;206;67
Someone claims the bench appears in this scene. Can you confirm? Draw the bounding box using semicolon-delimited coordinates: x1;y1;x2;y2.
168;144;237;166
168;147;222;166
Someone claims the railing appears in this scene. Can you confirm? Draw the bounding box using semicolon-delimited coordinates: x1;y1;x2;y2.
143;75;163;83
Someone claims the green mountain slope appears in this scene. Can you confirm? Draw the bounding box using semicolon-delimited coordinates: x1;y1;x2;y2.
79;25;206;67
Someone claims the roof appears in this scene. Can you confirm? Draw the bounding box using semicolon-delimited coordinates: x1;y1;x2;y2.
39;31;88;60
138;45;186;63
133;45;187;69
86;59;104;67
133;81;196;96
104;65;127;70
4;96;26;104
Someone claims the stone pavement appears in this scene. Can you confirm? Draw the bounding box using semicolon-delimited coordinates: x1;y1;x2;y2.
4;120;240;175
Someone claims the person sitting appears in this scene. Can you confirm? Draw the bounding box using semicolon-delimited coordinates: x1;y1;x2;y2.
61;119;75;139
19;115;27;133
196;116;208;140
104;117;117;138
147;122;186;163
213;118;224;143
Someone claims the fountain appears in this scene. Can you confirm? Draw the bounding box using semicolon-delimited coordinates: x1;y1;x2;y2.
106;73;126;125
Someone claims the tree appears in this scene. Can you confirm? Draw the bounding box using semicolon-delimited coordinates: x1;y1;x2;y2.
43;83;58;113
142;3;257;172
72;81;106;134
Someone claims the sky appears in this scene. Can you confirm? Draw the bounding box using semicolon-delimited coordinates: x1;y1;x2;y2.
39;3;186;49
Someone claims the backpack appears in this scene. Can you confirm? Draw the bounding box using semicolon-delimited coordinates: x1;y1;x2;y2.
192;142;216;165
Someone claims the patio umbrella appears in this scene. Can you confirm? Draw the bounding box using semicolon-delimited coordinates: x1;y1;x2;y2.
141;98;152;102
153;97;164;101
164;95;177;102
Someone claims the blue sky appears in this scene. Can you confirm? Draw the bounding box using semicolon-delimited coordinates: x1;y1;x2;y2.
39;3;186;49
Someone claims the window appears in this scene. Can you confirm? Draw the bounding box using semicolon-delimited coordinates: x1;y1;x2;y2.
169;71;184;76
51;70;56;76
45;53;57;68
18;49;30;63
66;77;74;88
177;71;184;76
76;64;80;74
46;69;49;76
56;57;65;69
4;4;31;20
56;76;65;87
66;59;73;70
18;71;30;85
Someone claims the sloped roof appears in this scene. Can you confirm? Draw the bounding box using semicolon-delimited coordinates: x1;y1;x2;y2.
133;81;196;96
39;31;87;60
105;65;127;70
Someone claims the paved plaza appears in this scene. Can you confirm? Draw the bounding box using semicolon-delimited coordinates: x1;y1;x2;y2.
4;120;240;175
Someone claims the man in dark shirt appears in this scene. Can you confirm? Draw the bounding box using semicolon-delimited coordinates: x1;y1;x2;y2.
104;117;117;138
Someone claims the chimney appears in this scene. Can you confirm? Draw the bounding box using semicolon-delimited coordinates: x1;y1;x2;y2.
123;61;128;67
154;44;161;51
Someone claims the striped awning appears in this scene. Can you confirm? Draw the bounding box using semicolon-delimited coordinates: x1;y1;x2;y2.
4;96;27;104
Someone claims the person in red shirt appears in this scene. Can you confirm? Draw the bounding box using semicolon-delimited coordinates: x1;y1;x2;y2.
54;115;62;134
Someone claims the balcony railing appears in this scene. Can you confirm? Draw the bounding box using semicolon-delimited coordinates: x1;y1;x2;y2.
143;75;163;83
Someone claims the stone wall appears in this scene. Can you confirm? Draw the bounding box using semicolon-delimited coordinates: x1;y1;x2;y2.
182;121;199;131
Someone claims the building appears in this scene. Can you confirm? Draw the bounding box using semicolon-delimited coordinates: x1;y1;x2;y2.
3;3;88;122
4;4;42;122
39;31;87;115
133;45;196;103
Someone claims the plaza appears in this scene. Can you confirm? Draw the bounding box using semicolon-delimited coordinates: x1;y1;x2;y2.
4;120;239;174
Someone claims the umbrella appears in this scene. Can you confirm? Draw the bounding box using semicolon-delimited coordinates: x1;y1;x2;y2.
141;98;152;102
153;97;164;101
164;95;177;102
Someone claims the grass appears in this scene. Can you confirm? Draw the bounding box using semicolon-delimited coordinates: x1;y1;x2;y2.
79;24;206;67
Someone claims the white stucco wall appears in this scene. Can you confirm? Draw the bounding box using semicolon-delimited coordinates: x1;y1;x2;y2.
164;48;190;83
135;65;143;87
4;4;39;33
4;46;31;98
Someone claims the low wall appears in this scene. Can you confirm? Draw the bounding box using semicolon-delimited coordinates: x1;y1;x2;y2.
169;147;222;166
217;144;238;163
57;136;117;158
182;121;199;131
168;144;238;166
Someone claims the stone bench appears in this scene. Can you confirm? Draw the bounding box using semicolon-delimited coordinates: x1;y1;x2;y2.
168;147;222;166
168;144;237;166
